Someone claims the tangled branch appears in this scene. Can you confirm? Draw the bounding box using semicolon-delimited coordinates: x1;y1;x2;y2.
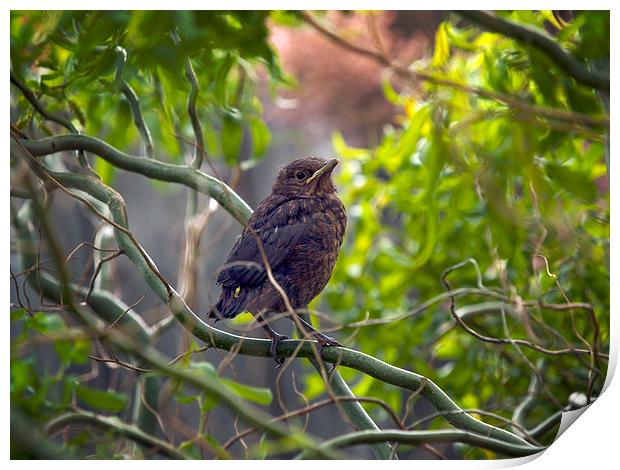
12;135;540;457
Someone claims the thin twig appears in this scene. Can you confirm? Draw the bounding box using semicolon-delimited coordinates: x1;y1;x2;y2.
440;259;604;358
89;355;151;373
86;250;123;303
108;293;147;330
11;73;95;172
224;394;405;451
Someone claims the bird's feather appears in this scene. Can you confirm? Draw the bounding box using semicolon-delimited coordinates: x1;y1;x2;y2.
217;210;311;288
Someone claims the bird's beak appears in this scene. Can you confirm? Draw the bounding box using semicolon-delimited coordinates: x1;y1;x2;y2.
306;158;339;185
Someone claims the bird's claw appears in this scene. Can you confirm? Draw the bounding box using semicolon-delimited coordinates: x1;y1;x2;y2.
313;333;341;374
269;333;289;368
315;332;341;349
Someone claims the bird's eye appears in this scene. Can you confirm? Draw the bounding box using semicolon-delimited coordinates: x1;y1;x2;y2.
295;171;306;180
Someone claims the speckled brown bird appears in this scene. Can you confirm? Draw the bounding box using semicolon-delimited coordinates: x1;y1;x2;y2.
206;157;347;364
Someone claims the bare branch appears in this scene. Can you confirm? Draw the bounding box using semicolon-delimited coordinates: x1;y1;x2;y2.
89;355;151;373
300;429;545;459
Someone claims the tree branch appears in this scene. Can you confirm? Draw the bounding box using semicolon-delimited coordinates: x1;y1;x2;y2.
14;197;340;460
184;57;206;169
13;144;540;453
17;134;252;224
300;429;545;459
10;73;94;171
114;46;154;158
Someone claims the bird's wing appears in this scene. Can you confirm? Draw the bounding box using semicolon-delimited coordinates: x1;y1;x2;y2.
216;220;310;288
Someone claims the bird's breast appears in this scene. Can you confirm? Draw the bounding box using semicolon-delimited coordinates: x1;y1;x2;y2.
282;197;346;306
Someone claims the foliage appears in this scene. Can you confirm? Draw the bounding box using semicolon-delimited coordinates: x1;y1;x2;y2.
325;10;609;455
10;10;609;460
11;11;278;178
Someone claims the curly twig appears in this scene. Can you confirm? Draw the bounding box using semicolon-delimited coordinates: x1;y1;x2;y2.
114;47;154;158
440;259;604;358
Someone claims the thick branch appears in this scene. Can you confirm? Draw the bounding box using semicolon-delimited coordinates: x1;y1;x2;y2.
18;134;251;224
298;311;394;459
528;411;561;439
301;429;545;459
455;10;609;91
328;367;394;459
512;370;540;435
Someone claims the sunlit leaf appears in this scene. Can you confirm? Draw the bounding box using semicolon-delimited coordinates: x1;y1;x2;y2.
75;384;128;412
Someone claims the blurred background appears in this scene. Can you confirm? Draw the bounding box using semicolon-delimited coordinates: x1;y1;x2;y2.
10;10;609;459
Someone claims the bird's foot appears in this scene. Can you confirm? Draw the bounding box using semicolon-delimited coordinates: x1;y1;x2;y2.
312;332;341;374
313;331;341;349
269;332;289;368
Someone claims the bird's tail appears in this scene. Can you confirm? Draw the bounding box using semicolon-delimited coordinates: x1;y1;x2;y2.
206;287;249;320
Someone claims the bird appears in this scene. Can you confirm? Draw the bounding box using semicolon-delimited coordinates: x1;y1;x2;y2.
206;157;347;365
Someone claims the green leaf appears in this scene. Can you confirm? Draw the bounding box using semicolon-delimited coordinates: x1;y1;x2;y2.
11;308;28;323
331;131;367;159
444;23;477;51
432;22;450;67
27;312;65;334
203;434;233;460
187;360;216;376
75;384;128;412
434;331;461;359
381;76;402;105
94;157;115;185
178;439;202;459
249;117;271;157
187;361;272;405
69;338;91;364
68;98;86;126
220;378;273;406
269;11;303;27
461;392;479;409
221;115;243;164
214;54;236;106
545;162;597;202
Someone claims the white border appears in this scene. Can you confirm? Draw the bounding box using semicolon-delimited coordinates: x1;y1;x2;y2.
3;3;616;468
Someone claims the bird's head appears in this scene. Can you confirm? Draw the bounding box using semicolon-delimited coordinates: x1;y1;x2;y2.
272;157;339;197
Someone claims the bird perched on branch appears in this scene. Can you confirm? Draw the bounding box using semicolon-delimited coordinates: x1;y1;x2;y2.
206;157;347;365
